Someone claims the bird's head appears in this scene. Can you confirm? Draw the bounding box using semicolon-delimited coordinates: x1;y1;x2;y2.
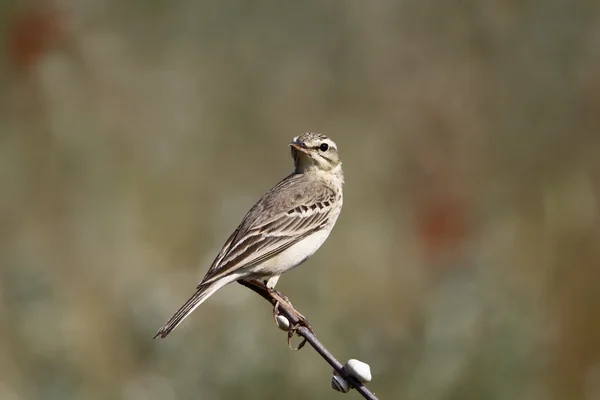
290;132;342;176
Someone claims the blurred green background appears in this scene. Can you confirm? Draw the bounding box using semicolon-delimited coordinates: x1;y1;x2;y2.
2;1;600;399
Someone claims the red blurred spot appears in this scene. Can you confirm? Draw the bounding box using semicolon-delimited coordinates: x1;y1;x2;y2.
416;195;471;262
7;5;71;71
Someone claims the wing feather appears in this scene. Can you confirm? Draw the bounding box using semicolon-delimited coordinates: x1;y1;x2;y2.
198;176;337;286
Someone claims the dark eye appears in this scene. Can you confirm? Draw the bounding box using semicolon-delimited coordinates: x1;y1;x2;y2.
319;143;329;152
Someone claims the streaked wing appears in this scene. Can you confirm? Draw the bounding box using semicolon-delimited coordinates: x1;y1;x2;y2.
198;173;338;286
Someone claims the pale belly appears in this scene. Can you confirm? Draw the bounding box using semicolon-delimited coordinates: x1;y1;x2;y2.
251;228;332;277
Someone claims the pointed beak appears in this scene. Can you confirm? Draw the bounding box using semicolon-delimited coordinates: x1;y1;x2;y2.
290;141;310;154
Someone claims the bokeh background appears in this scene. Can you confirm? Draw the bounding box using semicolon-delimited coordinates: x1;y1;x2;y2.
2;1;600;399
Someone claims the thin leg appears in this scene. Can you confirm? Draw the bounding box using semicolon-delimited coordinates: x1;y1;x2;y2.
242;279;314;334
242;279;292;325
265;275;294;305
265;275;280;289
270;291;314;334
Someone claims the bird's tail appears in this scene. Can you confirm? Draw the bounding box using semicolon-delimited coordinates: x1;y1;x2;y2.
154;282;223;339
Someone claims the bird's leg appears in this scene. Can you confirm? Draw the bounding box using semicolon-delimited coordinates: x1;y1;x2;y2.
272;300;281;325
270;297;309;350
264;276;297;309
242;279;314;337
272;289;293;306
269;291;314;335
264;276;290;304
243;279;287;324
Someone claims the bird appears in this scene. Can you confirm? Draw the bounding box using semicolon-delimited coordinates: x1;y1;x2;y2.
154;132;344;338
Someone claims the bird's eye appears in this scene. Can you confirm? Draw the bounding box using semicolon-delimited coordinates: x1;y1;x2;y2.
319;143;329;152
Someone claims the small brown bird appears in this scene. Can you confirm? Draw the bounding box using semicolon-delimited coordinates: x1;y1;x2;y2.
155;132;344;338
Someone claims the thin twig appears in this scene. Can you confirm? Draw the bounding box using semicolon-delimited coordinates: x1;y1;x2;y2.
237;280;379;400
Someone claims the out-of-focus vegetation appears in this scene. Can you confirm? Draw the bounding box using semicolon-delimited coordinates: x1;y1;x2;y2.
2;1;600;399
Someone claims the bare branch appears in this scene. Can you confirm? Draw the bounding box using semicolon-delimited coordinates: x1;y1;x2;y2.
237;280;379;400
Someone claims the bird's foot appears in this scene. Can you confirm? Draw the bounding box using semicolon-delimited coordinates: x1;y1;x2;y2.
243;279;313;350
273;289;292;307
272;298;314;351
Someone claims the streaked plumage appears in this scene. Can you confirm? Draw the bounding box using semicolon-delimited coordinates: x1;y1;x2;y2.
155;132;344;338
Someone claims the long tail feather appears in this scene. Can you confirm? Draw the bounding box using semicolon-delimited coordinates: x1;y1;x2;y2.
154;283;222;339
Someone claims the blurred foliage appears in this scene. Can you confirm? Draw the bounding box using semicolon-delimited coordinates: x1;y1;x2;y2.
2;0;600;399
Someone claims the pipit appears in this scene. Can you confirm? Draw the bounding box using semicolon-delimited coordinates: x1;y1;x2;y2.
154;132;344;338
